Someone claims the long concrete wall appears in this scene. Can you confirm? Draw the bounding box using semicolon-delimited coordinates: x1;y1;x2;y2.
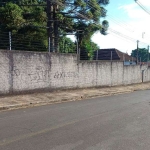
0;50;149;95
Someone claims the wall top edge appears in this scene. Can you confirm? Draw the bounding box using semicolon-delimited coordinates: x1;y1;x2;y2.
79;60;124;63
0;50;77;56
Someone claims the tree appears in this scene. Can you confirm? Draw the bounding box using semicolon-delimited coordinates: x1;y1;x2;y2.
0;2;24;31
80;39;99;60
0;1;48;51
58;0;109;45
56;0;109;57
131;48;150;62
59;36;76;53
0;0;109;52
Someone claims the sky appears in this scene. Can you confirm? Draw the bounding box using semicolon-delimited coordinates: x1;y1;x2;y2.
91;0;150;54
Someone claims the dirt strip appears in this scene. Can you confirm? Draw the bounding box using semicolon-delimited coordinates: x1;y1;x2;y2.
0;82;150;111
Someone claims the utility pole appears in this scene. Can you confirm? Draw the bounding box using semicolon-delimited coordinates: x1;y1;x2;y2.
137;40;139;64
47;0;54;52
147;45;149;64
47;0;59;52
53;3;59;52
142;32;145;38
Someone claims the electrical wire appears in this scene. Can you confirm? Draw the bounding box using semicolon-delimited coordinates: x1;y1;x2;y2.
135;0;150;16
87;0;150;39
1;0;149;52
86;1;150;46
109;28;149;46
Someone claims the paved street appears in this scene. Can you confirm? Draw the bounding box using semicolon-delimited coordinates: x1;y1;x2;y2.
0;90;150;150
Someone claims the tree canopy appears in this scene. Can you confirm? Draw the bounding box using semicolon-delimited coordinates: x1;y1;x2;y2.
0;0;109;53
58;0;109;44
131;48;150;62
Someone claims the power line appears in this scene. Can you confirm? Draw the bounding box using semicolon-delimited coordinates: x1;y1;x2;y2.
109;28;136;43
81;0;150;48
135;0;150;16
87;0;150;40
2;0;149;52
86;0;136;35
57;0;150;50
109;28;149;47
87;1;136;32
107;15;134;32
86;1;150;46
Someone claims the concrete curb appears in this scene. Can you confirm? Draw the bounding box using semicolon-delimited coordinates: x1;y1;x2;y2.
1;82;150;111
0;89;134;111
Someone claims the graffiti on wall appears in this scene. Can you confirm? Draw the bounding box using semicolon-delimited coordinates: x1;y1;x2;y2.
54;71;79;79
7;66;78;83
8;66;50;83
28;66;50;83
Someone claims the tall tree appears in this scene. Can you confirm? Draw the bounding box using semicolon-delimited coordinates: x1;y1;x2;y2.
0;1;48;51
57;0;109;56
0;0;109;52
57;0;109;44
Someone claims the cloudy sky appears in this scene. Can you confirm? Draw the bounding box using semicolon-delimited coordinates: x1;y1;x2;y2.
91;0;150;54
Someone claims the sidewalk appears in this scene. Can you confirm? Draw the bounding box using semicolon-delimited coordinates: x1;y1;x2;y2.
0;82;150;111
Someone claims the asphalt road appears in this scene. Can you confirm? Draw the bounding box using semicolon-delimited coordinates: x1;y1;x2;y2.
0;90;150;150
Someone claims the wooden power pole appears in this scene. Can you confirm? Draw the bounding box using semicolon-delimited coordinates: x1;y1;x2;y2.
47;0;54;52
53;4;59;52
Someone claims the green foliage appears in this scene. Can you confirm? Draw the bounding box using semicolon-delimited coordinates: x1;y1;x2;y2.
101;20;109;35
80;39;99;60
57;0;109;52
0;0;48;51
131;48;150;62
59;36;76;53
0;0;109;52
70;0;109;54
0;2;24;31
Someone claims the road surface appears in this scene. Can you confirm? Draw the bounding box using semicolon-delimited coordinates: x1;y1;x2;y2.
0;90;150;150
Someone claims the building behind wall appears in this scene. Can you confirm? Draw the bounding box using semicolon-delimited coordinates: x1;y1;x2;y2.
93;48;136;65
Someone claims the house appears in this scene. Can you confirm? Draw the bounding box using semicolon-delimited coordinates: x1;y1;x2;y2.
93;48;136;65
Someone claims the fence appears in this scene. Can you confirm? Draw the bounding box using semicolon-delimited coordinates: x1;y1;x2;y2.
1;31;149;65
80;48;138;65
0;31;48;51
0;31;76;53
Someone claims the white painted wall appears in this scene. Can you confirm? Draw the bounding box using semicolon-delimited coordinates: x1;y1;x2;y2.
0;50;148;95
